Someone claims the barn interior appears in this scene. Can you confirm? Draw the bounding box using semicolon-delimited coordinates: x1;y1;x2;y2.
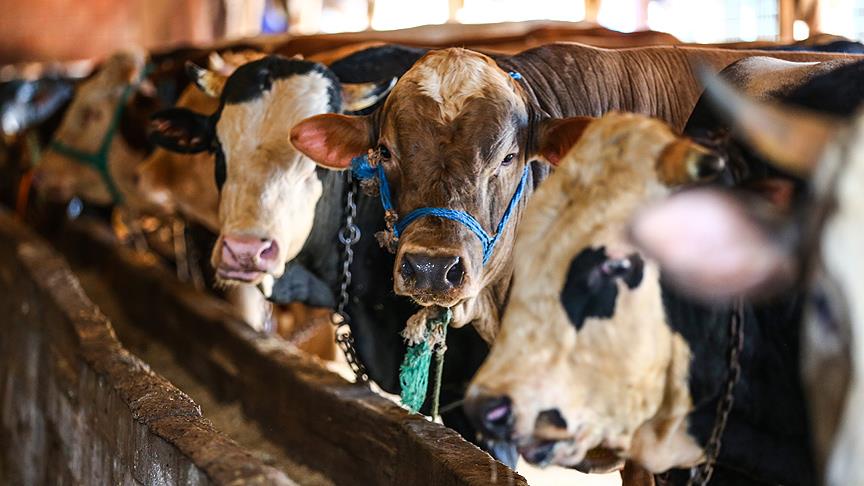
1;1;861;485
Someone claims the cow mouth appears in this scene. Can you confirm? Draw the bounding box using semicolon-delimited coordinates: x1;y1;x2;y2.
216;267;267;284
514;428;617;470
404;291;465;308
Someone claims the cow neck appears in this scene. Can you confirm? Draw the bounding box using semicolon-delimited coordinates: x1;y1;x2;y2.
661;282;815;484
494;44;699;131
293;167;345;288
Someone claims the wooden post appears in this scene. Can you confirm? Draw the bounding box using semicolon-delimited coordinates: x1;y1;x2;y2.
779;0;795;42
585;0;602;23
448;0;464;23
801;0;821;34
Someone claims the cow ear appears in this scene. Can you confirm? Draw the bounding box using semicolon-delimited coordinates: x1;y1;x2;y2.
629;189;797;302
341;78;396;113
290;114;373;169
148;108;211;154
537;117;595;166
185;62;226;98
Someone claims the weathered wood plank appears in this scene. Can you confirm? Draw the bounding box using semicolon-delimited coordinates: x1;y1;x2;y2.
55;217;526;486
0;208;293;485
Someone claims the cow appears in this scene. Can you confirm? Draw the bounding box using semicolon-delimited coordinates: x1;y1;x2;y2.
630;69;864;486
460;110;820;485
289;44;855;345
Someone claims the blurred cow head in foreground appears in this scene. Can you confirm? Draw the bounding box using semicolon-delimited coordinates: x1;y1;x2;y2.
630;78;863;486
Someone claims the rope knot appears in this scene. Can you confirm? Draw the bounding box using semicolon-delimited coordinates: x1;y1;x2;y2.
399;306;452;414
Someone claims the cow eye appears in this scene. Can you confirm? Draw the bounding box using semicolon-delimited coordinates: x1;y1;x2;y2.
378;144;391;161
501;153;516;166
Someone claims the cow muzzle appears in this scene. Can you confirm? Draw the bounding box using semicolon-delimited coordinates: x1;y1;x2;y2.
394;243;473;307
214;234;281;283
465;387;618;471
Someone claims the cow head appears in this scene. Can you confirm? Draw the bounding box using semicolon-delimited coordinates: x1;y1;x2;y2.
148;56;393;286
465;112;725;473
35;49;154;207
291;48;584;320
630;79;863;485
136;51;266;231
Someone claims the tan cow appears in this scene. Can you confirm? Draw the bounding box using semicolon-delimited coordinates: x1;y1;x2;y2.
464;112;730;476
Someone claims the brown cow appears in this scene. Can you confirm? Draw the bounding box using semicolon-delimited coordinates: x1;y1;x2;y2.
290;44;855;343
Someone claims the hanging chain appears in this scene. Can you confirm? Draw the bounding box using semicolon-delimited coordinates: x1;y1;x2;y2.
687;300;745;486
332;175;369;383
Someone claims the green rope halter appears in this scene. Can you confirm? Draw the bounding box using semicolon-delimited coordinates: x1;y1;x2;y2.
399;307;451;417
48;64;153;204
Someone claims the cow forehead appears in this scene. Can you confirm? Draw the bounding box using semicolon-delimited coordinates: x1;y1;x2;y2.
217;72;334;157
392;49;520;123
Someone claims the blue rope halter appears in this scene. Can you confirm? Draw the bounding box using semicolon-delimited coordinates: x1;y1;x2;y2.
351;153;530;265
48;64;153;203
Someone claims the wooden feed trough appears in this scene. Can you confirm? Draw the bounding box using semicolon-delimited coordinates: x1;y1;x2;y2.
0;209;525;485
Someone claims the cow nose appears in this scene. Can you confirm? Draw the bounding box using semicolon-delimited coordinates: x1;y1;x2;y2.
400;254;465;293
464;394;513;441
220;235;279;272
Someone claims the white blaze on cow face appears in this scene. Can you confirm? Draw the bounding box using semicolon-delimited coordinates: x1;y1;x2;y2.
212;71;333;285
467;113;724;472
35;49;150;207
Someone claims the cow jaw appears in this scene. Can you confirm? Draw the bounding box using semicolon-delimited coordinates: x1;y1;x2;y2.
211;73;333;285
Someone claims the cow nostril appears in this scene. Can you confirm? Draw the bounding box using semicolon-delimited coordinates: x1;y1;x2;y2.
258;239;278;261
400;258;415;283
468;395;513;441
445;257;464;287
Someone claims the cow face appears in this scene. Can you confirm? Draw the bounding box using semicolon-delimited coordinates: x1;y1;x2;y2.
35;50;151;206
630;79;864;485
149;56;392;286
293;48;542;313
465;113;724;473
135;51;265;231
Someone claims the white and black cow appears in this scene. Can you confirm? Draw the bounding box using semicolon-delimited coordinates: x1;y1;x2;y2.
632;61;864;485
463;110;818;485
146;47;501;462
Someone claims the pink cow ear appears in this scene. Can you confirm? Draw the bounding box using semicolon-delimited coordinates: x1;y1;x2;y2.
629;188;798;302
290;114;373;169
537;116;595;166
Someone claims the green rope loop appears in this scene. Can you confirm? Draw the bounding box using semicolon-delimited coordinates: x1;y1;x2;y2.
399;307;451;415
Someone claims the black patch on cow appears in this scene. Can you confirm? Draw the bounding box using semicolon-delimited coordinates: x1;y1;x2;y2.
213;137;226;190
560;247;644;331
221;56;341;113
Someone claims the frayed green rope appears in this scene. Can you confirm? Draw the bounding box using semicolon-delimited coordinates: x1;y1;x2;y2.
399;308;451;415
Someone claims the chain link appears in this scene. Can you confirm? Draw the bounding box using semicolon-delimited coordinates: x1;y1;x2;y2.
687;300;745;486
332;175;369;383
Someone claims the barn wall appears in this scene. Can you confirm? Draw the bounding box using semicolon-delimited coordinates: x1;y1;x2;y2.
0;210;289;485
0;0;224;64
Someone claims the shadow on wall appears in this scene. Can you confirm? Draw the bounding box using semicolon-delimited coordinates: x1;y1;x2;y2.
0;0;263;64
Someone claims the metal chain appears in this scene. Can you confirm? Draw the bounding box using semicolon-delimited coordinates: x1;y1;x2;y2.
332;175;369;383
687;300;745;486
